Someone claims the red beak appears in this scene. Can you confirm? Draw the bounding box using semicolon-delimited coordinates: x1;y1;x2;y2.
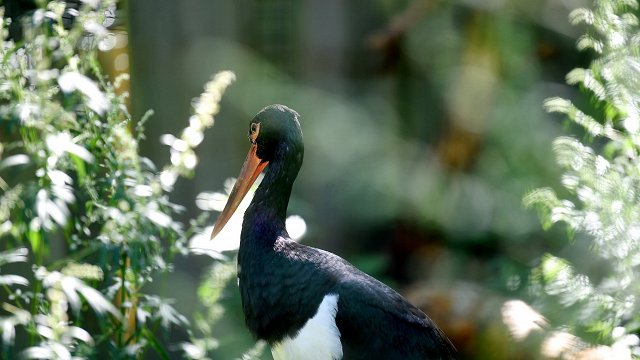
210;142;268;240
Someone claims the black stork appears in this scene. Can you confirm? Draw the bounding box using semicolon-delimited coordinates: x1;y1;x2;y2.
210;104;456;360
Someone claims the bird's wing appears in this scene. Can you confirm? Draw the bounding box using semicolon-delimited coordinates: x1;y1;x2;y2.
333;265;455;359
280;241;439;328
331;256;442;327
278;241;455;359
310;249;454;359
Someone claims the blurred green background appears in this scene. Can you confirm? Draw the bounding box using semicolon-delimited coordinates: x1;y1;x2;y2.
123;0;587;358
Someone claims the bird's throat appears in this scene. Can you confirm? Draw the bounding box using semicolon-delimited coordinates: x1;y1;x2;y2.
241;146;301;248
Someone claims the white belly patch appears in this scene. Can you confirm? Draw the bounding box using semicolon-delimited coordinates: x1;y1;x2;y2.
271;294;342;360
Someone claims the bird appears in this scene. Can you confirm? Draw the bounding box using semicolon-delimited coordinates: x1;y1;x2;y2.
210;104;456;360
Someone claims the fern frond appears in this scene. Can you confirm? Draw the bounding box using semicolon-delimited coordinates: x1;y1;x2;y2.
577;34;604;53
527;2;640;353
544;98;605;136
552;137;594;170
566;68;607;101
569;8;595;25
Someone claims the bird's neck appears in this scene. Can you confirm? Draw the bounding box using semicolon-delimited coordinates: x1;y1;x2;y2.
241;145;301;248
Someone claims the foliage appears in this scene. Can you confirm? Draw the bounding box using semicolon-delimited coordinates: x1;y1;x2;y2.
0;1;237;358
525;0;640;357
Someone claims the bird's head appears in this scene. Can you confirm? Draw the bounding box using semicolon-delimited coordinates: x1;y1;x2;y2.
210;104;303;240
250;104;303;162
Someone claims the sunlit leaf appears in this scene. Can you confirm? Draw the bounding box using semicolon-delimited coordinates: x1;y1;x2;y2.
569;8;595;25
543;97;573;114
0;154;30;172
0;275;29;287
133;185;154;197
125;340;148;357
0;304;31;345
58;72;109;115
1;318;16;345
566;68;606;101
144;207;172;228
195;191;228;211
48;170;71;185
67;326;93;344
0;1;236;357
158;302;189;328
237;341;266;360
64;142;94;164
75;282;120;319
529;2;640;353
577;34;603;52
143;296;189;329
0;247;28;266
61;263;103;281
45;133;94;163
49;343;71;360
28;229;42;254
36;324;54;340
179;342;206;359
59;277;82;315
22;346;55;359
70;154;87;182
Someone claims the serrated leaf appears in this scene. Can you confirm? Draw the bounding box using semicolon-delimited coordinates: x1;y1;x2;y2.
523;188;559;209
569;8;594;25
566;68;606;101
576;34;603;52
543;97;573;114
541;254;571;282
553;137;594;169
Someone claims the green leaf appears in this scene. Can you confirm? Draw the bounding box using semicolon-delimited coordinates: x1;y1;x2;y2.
569;8;595;25
540;254;570;282
566;68;606;101
70;153;87;183
141;328;171;360
27;230;42;255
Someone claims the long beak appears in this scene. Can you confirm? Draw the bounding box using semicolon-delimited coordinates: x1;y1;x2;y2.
210;142;268;240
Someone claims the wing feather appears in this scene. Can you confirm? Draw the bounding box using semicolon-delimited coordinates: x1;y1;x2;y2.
279;241;455;359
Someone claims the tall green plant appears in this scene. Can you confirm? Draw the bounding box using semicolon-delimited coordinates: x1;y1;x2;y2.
0;1;236;358
524;0;640;357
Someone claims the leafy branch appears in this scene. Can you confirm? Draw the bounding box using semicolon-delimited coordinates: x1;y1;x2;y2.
0;1;239;358
522;0;640;358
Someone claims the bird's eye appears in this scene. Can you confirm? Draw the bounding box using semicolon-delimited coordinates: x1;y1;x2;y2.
249;123;260;143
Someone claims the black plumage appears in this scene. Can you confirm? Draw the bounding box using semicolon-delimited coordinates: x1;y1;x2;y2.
213;104;456;359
